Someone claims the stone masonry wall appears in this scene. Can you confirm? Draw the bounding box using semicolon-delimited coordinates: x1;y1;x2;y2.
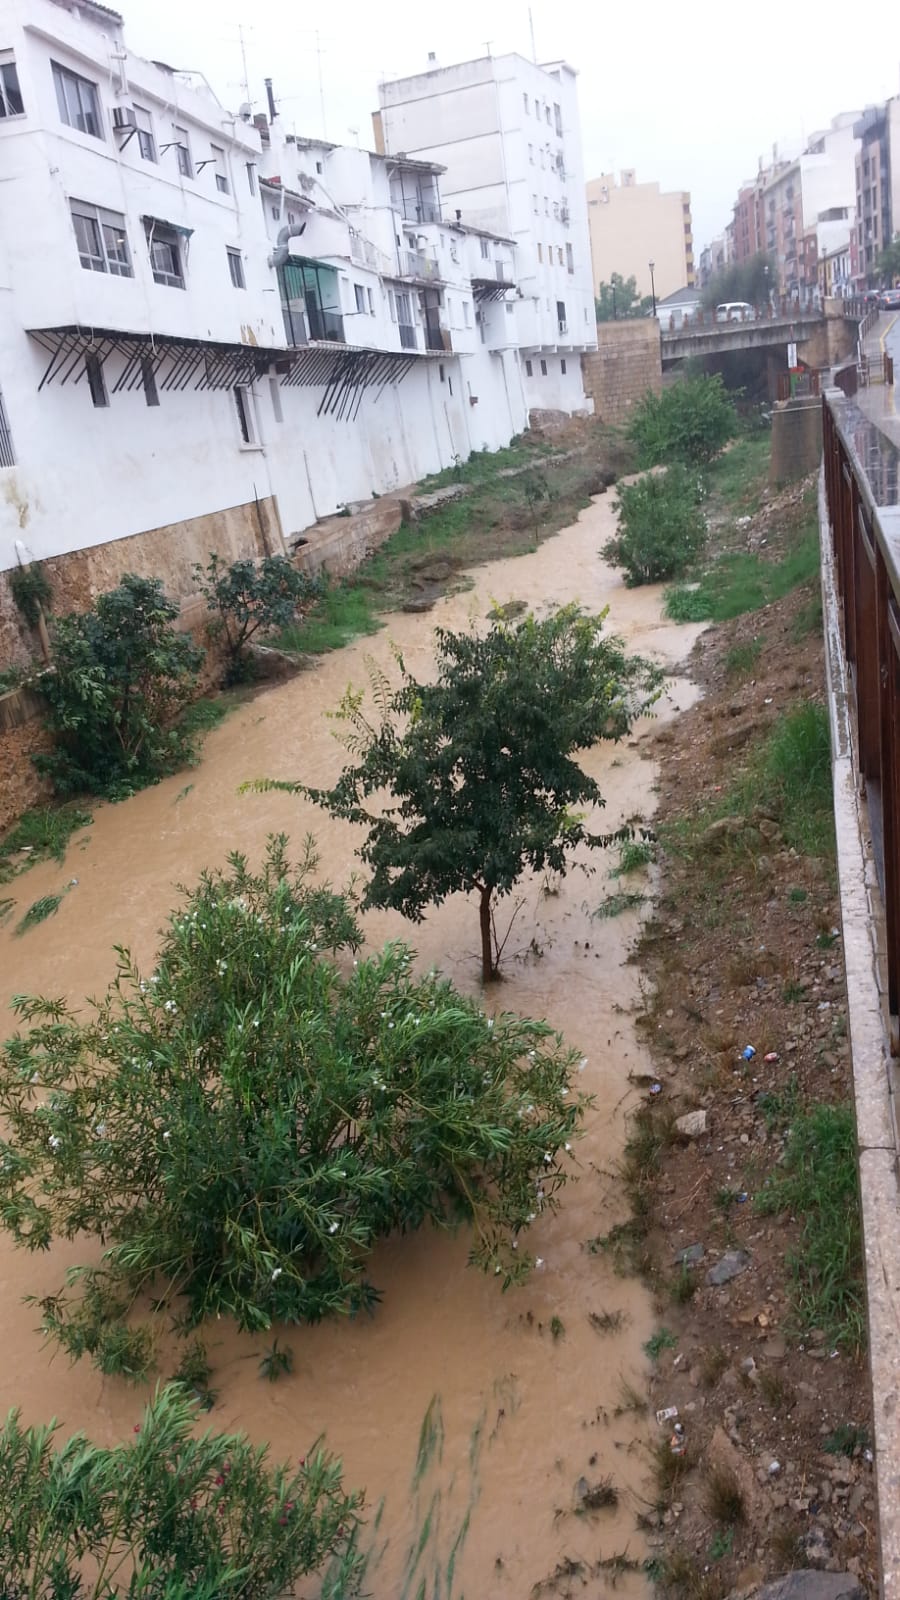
581;320;663;425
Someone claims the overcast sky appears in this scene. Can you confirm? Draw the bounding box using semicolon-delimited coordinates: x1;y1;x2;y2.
121;0;900;253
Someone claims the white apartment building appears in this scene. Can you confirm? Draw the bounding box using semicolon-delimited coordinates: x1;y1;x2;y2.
376;53;597;415
0;0;532;601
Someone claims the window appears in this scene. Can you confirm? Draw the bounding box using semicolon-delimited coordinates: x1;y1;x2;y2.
354;283;366;313
545;104;551;125
439;362;445;382
134;105;156;161
566;242;574;274
556;300;566;327
70;200;132;276
480;237;490;260
227;246;245;288
52;61;102;138
146;220;184;288
557;246;563;265
246;162;257;195
561;359;567;374
233;385;258;445
173;126;192;178
532;193;538;214
525;358;533;377
388;288;397;321
211;144;229;193
554;102;562;136
540;359;548;376
544;196;549;215
140;357;159;407
366;286;374;314
528;143;534;163
0;52;23;117
523;91;529;114
271;204;280;220
315;159;323;174
85;352;108;408
462;300;470;326
537;243;542;263
0;381;15;467
553;201;559;220
268;376;283;423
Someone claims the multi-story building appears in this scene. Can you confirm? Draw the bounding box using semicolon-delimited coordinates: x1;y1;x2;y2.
698;235;727;290
762;116;859;299
375;53;597;415
584;170;694;301
732;177;767;265
0;0;541;601
852;100;900;287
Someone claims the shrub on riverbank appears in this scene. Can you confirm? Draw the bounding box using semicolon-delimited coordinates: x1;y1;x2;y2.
0;1383;362;1598
35;575;202;800
0;836;585;1376
603;467;707;587
629;375;736;467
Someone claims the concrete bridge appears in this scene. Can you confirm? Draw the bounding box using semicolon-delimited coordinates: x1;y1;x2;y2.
660;309;824;363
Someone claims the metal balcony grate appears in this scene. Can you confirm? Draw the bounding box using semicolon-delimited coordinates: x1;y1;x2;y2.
0;383;15;467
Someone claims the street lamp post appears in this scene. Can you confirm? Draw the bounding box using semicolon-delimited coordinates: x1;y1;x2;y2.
649;259;657;316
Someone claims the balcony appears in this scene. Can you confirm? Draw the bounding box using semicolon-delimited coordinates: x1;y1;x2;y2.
307;306;345;343
424;318;451;353
398;249;442;283
401;200;441;225
399;323;417;350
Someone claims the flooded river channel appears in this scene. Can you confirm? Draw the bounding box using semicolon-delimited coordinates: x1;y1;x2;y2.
0;488;704;1597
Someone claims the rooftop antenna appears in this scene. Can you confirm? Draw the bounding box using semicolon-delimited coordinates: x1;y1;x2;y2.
528;8;537;62
237;23;251;106
484;39;493;57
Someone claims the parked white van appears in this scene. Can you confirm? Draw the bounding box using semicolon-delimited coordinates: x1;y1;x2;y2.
716;302;755;323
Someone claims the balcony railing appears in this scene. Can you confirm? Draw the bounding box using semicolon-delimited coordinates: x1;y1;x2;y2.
424;320;452;352
307;306;345;343
401;200;441;225
398;250;441;282
398;323;417;350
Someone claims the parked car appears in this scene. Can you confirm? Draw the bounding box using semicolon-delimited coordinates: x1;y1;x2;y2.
715;302;755;323
880;287;900;311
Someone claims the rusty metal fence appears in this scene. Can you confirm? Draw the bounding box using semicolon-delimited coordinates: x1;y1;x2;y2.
822;396;900;1041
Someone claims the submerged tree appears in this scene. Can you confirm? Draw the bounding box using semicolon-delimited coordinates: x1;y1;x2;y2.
258;608;661;981
0;1382;362;1598
0;837;585;1376
194;552;321;684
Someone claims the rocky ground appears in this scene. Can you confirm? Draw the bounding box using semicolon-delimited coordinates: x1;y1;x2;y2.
621;476;876;1600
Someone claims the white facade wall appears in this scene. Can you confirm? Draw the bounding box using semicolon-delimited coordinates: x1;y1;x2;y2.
378;53;597;415
0;2;538;582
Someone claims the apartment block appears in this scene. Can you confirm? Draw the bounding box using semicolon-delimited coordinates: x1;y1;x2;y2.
376;53;597;416
0;0;548;593
585;170;694;302
760;115;859;299
852;100;900;286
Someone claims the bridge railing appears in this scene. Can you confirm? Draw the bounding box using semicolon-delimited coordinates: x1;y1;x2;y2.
822;392;900;1039
660;296;867;338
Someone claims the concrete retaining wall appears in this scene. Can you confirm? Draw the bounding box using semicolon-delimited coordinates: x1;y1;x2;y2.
581;320;662;424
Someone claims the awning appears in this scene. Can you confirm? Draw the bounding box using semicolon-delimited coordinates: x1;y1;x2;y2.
141;214;195;238
27;326;282;393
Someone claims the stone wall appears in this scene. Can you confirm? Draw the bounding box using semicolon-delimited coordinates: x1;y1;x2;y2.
291;497;404;579
580;320;662;425
769;398;823;485
1;495;281;674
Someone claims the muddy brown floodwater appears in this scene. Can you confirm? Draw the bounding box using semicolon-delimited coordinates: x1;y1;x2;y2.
0;488;705;1598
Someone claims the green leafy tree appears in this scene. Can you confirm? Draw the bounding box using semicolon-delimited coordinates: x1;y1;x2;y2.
195;553;321;684
35;574;203;799
0;1382;362;1599
595;272;654;322
629;374;736;467
701;252;775;310
260;610;661;981
877;236;900;284
0;837;585;1373
9;562;52;629
603;467;707;587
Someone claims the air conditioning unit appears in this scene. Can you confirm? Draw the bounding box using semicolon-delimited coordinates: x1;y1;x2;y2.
112;106;137;132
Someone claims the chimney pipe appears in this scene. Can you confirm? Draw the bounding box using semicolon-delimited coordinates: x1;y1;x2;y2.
265;78;277;120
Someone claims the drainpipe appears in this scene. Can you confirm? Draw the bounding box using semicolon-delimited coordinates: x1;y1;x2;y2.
268;220;306;269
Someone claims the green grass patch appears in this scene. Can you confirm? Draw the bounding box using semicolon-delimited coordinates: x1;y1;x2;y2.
416;438;554;492
594;890;645;918
665;527;820;624
704;431;771;516
643;1327;678;1362
667;702;834;863
792;590;823;641
0;805;92;882
724;636;762;678
611;838;654;876
756;1102;864;1351
178;698;229;737
273;584;383;655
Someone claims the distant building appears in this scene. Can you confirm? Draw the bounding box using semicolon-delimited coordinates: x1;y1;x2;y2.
376;53;597;416
852;100;900;286
584;169;694;301
762;115;859;300
654;285;701;330
698;234;727;289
